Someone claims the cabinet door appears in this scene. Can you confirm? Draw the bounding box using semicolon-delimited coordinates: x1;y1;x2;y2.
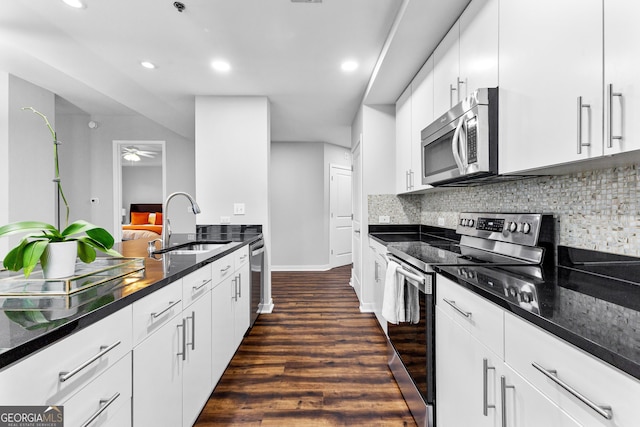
434;22;460;117
604;0;640;155
182;292;213;427
410;56;434;192
234;262;251;346
459;0;499;97
133;312;183;427
501;364;582;427
211;276;235;385
395;86;412;193
499;0;603;174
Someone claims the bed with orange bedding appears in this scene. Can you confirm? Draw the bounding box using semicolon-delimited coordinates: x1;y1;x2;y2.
122;203;163;240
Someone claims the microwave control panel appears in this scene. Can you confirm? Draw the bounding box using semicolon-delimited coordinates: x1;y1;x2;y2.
466;117;478;164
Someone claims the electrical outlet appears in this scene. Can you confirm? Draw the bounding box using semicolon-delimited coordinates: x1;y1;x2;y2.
233;203;245;215
379;215;390;224
220;216;231;224
438;217;445;226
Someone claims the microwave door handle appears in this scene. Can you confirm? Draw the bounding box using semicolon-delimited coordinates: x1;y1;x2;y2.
451;118;465;174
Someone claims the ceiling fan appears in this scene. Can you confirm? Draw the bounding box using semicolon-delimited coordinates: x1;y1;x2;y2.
122;146;156;162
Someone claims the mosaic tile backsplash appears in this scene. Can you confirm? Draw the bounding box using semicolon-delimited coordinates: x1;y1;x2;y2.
368;165;640;256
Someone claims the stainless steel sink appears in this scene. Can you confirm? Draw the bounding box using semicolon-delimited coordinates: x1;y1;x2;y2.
168;243;229;255
152;240;235;256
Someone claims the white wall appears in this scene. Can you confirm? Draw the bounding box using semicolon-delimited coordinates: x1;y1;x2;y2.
270;141;351;270
0;75;56;257
89;114;194;235
122;165;163;222
0;72;8;257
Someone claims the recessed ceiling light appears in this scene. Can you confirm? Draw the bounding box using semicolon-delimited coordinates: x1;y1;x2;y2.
62;0;85;9
341;60;359;72
141;61;157;69
211;60;231;73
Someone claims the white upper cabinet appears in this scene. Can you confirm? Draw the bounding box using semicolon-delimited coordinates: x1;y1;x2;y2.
604;0;640;156
434;22;461;117
434;0;499;119
498;0;603;174
395;86;413;193
458;0;499;99
410;56;435;193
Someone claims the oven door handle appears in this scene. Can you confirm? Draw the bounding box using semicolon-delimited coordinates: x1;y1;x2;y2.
396;267;425;286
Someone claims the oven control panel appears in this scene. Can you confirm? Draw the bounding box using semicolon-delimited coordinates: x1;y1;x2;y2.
457;212;553;247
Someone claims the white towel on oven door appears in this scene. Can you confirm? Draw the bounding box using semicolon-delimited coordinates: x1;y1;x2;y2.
382;260;404;324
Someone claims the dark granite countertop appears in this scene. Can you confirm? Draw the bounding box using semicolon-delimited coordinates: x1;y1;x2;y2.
0;225;261;370
370;225;640;381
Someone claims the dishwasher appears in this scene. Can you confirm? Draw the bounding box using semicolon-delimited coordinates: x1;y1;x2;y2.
249;237;264;329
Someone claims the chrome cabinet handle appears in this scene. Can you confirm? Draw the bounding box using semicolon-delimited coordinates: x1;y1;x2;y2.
483;358;496;416
238;274;242;298
177;318;186;360
193;279;210;292
187;311;195;351
608;83;623;148
443;298;472;318
232;277;239;302
450;83;457;108
457;77;465;101
532;362;613;420
409;170;414;189
500;376;515;427
59;341;121;383
151;300;181;319
577;96;591;154
220;265;232;273
80;392;120;427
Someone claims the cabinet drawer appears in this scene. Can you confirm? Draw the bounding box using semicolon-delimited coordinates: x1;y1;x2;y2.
0;306;132;405
62;352;131;427
436;274;504;356
182;265;212;306
132;280;182;346
211;254;235;286
234;246;249;268
504;312;640;427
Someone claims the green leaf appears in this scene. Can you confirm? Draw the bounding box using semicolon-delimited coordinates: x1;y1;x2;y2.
0;221;58;238
77;240;97;263
85;227;115;249
22;240;49;278
76;236;121;259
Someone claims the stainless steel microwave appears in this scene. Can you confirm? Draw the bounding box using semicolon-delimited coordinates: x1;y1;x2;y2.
421;87;498;186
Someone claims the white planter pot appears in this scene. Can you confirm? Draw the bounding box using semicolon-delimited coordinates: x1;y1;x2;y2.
41;241;78;279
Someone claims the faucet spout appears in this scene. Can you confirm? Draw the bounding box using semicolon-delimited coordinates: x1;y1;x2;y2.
162;191;201;248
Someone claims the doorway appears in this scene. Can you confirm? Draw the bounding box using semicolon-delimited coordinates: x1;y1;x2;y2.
329;164;353;268
112;140;166;242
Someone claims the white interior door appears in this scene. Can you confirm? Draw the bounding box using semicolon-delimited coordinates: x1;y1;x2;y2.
330;164;352;268
351;140;362;299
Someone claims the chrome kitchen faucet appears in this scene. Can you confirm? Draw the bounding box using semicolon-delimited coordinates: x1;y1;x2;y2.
162;191;201;249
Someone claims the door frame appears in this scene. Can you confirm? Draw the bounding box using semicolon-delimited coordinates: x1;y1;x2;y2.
112;140;167;242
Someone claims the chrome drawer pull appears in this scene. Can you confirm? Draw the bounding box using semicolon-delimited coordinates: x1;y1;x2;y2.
59;341;121;383
187;311;196;351
193;279;211;291
443;298;472;318
220;265;232;273
500;376;515;427
532;362;613;420
483;358;496;416
151;300;181;319
80;392;120;427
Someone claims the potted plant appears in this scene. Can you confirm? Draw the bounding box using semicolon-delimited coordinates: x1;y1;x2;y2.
0;107;120;279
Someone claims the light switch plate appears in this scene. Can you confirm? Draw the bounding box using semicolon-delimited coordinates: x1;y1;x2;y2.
233;203;245;215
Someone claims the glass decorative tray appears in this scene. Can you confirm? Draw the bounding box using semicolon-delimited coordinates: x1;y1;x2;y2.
0;257;145;296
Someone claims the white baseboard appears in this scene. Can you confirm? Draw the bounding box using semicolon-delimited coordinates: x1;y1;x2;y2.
359;302;375;313
258;298;274;314
271;264;332;272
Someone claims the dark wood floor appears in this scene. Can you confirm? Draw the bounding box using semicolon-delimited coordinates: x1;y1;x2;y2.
195;265;416;426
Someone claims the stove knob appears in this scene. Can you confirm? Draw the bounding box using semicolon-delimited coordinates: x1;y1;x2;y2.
522;222;531;234
507;221;517;233
468;219;475;227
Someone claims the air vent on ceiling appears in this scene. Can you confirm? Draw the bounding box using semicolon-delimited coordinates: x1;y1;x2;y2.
291;0;322;3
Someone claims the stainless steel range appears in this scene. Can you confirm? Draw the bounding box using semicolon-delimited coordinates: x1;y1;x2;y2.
384;212;556;427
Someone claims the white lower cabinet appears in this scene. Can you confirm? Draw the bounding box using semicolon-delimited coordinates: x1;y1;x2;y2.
211;274;236;385
62;353;132;427
436;274;588;427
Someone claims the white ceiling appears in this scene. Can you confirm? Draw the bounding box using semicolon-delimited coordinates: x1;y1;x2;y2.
0;0;469;148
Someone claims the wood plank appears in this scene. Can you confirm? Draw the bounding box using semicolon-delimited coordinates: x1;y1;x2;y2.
195;265;416;426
